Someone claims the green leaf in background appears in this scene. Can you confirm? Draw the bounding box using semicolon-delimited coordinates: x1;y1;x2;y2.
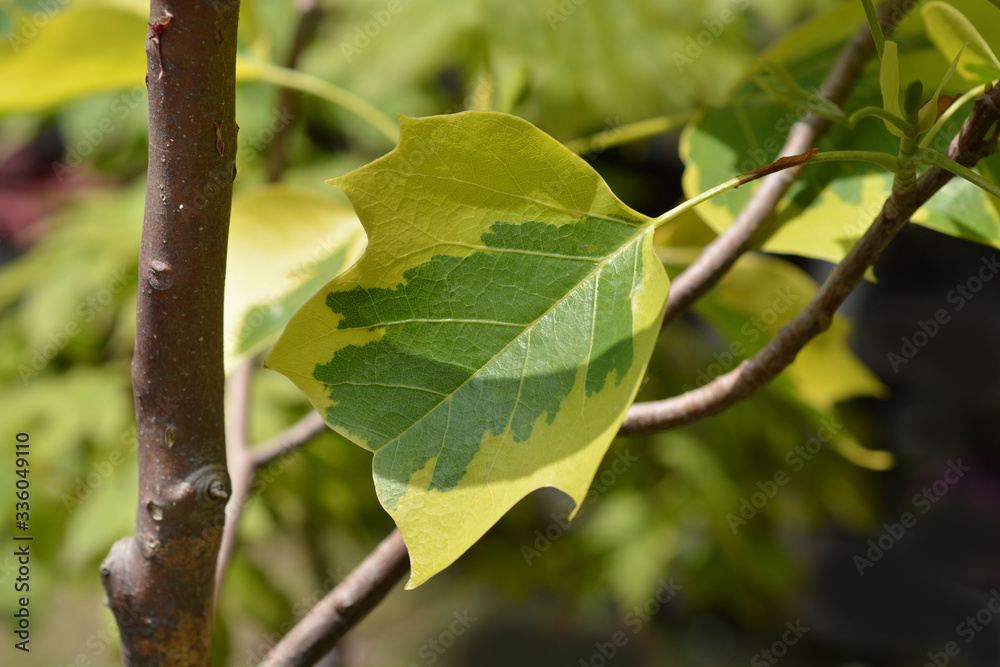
0;6;146;113
224;186;367;372
753;61;847;125
681;0;1000;264
695;252;885;411
306;0;815;141
267;111;669;587
922;1;1000;84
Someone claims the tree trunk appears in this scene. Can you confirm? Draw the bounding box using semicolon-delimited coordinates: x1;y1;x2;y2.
100;2;240;664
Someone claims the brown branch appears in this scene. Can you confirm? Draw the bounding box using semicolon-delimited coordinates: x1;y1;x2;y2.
621;84;1000;436
661;0;913;327
100;2;240;665
257;530;410;667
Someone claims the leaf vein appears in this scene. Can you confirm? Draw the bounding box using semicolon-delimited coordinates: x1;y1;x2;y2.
380;168;644;227
378;229;649;461
326;382;448;396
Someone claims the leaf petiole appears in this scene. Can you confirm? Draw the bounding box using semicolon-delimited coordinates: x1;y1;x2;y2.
652;150;899;229
917;148;1000;200
239;58;400;144
800;150;900;172
651;176;742;228
846;105;915;135
564;110;696;155
861;0;885;59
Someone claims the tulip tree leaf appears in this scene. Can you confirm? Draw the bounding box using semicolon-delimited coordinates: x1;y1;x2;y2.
267;112;669;587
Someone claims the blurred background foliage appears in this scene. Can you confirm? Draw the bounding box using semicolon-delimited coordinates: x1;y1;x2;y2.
1;1;999;666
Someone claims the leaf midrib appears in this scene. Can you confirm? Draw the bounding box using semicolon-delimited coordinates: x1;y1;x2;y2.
375;219;652;458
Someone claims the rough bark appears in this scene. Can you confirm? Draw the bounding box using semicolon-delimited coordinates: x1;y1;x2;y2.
100;2;240;665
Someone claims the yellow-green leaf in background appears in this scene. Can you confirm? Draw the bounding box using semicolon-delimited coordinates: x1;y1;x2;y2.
655;246;884;412
917;43;964;134
681;0;1000;265
267;112;669;587
922;1;1000;84
879;40;905;137
0;6;146;113
656;247;891;470
699;252;885;411
224;186;367;373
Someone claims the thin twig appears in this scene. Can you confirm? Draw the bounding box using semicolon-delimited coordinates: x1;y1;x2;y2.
244;60;399;144
216;407;328;591
252;410;328;468
257;530;410;667
218;0;328;595
215;409;327;591
216;360;256;593
227;359;253;449
661;0;914;327
267;0;323;183
621;84;1000;436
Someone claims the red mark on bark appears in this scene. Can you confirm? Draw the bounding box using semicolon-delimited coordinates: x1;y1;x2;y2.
737;148;819;187
215;124;224;156
147;11;174;81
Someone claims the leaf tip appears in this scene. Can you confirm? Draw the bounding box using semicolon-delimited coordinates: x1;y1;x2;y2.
327;169;361;193
396;113;420;135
